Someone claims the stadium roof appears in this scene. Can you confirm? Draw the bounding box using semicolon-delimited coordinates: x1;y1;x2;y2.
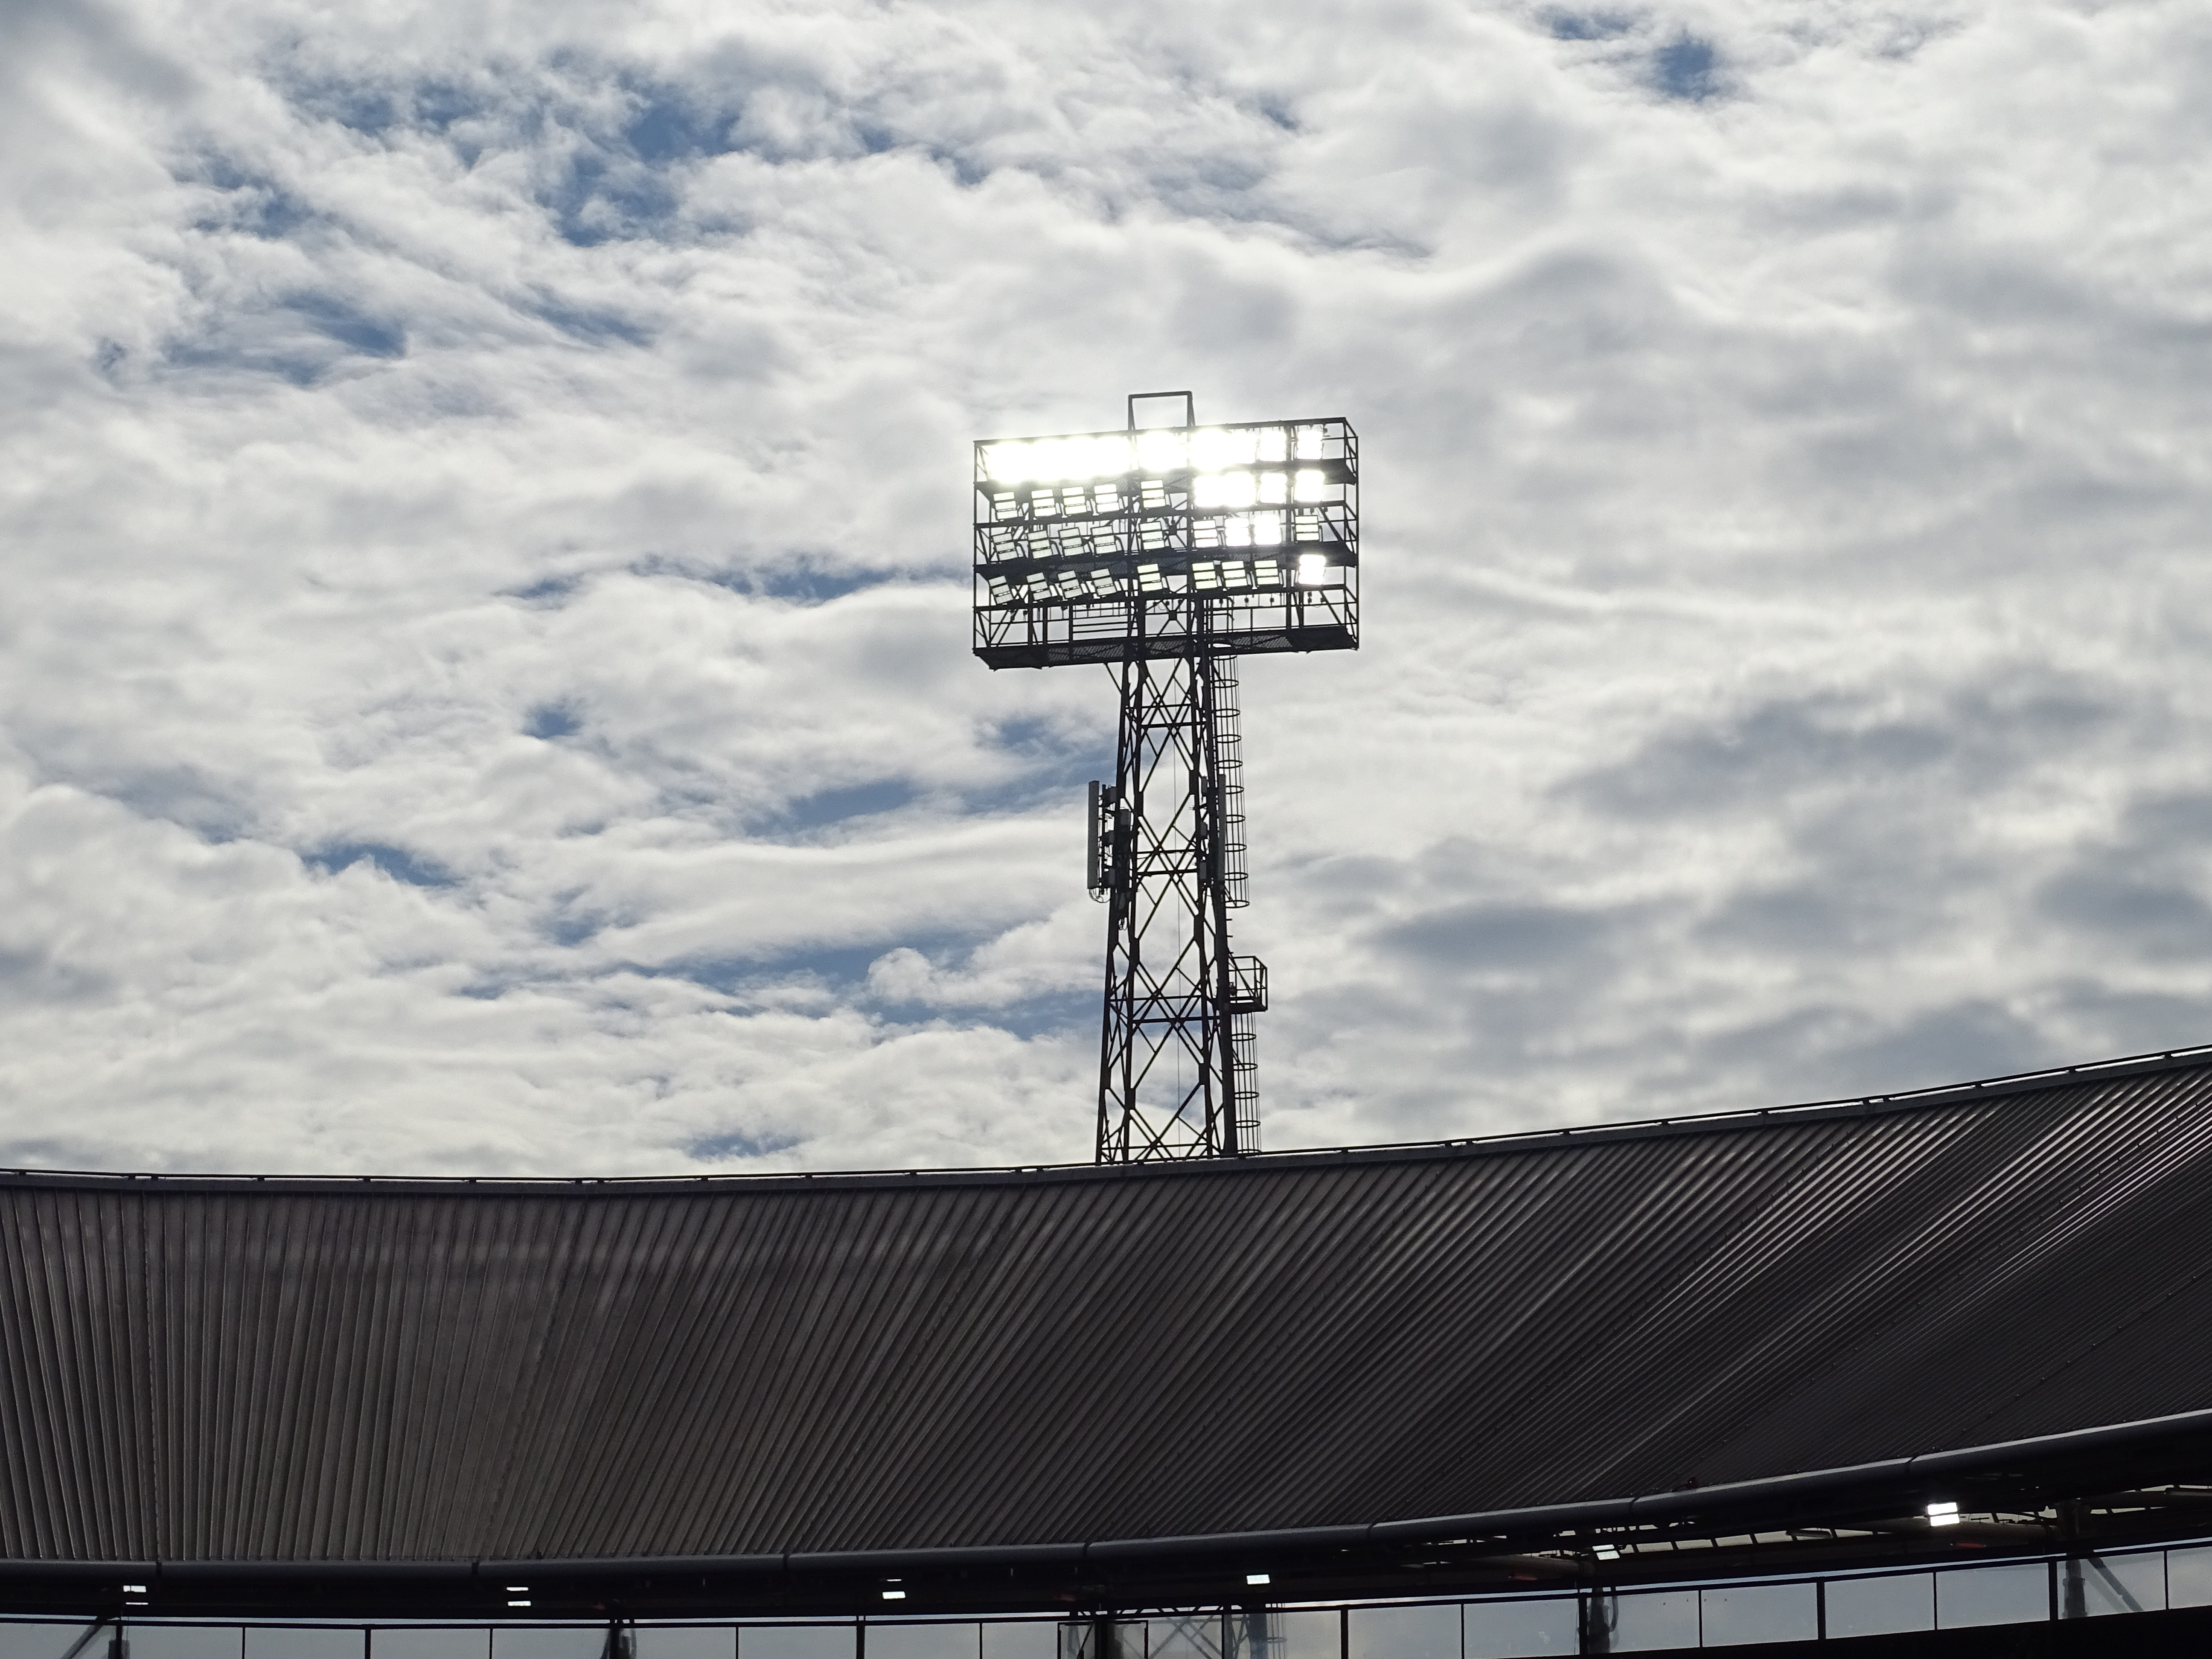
8;1048;2212;1617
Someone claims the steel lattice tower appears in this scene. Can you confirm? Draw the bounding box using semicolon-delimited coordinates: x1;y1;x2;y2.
973;393;1360;1161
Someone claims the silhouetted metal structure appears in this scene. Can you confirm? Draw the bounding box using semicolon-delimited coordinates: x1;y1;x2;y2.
973;393;1360;1160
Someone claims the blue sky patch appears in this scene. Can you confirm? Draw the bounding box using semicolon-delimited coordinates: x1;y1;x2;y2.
306;842;457;888
1545;11;1635;41
623;90;734;163
687;1128;803;1161
289;294;406;359
777;778;916;831
696;562;902;605
505;575;583;606
1654;35;1721;101
187;159;316;240
527;294;653;348
524;704;582;739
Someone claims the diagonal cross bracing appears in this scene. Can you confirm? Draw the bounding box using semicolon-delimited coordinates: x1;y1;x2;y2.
1097;648;1244;1159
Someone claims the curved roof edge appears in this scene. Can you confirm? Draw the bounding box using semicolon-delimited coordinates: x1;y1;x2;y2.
2;1042;2209;1197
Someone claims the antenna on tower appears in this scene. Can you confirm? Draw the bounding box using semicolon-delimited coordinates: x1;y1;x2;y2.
972;396;1361;1160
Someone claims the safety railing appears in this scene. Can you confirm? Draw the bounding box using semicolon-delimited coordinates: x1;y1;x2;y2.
12;1540;2212;1659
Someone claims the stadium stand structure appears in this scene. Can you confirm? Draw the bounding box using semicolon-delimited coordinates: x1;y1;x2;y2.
8;1050;2212;1655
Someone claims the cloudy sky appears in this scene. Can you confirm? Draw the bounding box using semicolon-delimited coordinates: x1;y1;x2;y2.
4;0;2209;1176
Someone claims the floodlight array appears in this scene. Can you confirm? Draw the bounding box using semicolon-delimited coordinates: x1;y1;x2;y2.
972;417;1359;669
980;422;1328;483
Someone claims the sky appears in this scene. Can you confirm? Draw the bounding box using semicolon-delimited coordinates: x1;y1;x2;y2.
4;0;2211;1176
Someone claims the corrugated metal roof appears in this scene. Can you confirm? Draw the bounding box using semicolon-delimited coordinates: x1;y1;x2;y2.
6;1051;2212;1567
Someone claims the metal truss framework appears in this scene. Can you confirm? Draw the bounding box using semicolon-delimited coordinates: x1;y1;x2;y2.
1092;648;1265;1160
974;396;1359;1161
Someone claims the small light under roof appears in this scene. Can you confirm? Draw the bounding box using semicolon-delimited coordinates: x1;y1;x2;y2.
882;1589;907;1601
1926;1501;1961;1527
1245;1573;1270;1586
122;1584;147;1594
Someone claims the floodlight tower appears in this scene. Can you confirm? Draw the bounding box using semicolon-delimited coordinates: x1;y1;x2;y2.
973;392;1360;1161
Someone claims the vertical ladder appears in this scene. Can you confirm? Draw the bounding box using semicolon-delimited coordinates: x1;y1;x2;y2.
1213;661;1249;910
1213;659;1262;1152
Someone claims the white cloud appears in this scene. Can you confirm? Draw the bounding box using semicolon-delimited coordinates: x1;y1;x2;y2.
5;0;2212;1173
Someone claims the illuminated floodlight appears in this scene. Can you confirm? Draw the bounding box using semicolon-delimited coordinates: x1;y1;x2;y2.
1926;1501;1961;1526
972;409;1355;669
1195;473;1258;509
1135;428;1187;473
1192;427;1259;469
985;433;1136;483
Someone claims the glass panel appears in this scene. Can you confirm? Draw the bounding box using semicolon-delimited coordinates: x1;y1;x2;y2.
1936;1563;2048;1628
0;1626;105;1659
1460;1598;1576;1659
634;1633;733;1659
1273;1612;1336;1659
2073;1551;2165;1616
2170;1545;2212;1608
246;1632;364;1659
1348;1605;1455;1659
373;1634;488;1659
1058;1625;1147;1659
0;1627;105;1659
742;1632;852;1659
1222;1613;1275;1659
1824;1574;1933;1638
1606;1591;1697;1654
1700;1584;1815;1647
865;1630;975;1659
495;1633;607;1659
125;1633;241;1659
979;1627;1054;1659
1146;1617;1214;1659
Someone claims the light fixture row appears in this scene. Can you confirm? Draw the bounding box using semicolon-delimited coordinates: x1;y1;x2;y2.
989;515;1343;556
1004;473;1334;511
984;425;1332;484
987;552;1339;602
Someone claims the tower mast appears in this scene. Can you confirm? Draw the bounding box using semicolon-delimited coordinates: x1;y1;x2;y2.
974;392;1359;1161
